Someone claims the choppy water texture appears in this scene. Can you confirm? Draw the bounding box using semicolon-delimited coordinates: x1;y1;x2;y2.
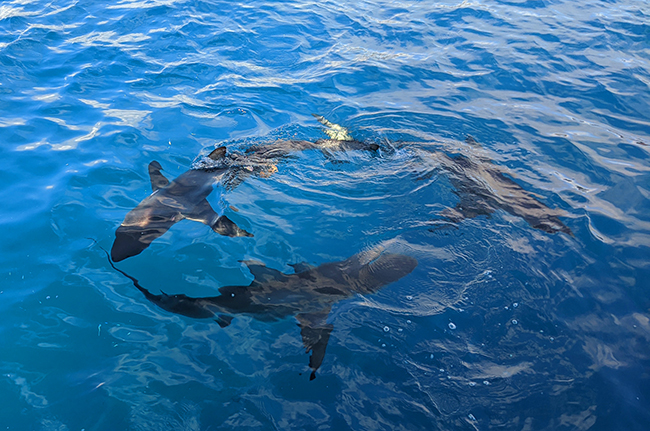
1;0;649;429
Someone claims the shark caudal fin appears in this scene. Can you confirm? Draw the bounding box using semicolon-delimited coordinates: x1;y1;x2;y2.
312;114;354;141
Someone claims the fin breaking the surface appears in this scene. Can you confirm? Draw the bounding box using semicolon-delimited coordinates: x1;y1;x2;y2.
312;114;354;141
465;135;480;147
208;146;227;160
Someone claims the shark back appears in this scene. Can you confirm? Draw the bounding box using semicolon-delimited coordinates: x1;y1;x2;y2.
437;151;573;235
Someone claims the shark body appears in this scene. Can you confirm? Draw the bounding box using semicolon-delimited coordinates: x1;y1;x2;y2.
111;115;379;262
110;148;252;262
421;137;572;235
106;246;417;379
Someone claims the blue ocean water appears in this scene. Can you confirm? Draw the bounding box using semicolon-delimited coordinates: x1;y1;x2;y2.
1;0;649;429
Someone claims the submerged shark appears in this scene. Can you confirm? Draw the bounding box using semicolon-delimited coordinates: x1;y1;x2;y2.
104;245;417;379
111;115;379;262
424;137;572;235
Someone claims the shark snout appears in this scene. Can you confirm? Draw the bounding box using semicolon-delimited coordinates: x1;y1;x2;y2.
111;228;151;262
357;252;418;292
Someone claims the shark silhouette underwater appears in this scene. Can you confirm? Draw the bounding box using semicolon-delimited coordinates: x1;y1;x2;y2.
104;245;417;379
111;115;380;262
420;137;573;235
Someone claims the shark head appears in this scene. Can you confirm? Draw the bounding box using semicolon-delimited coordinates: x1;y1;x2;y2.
355;252;418;293
315;247;417;295
111;227;156;262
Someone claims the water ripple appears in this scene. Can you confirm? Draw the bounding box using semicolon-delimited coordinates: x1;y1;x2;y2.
1;0;649;429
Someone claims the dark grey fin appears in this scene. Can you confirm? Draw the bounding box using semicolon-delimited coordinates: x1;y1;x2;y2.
208;146;227;160
465;135;480;147
148;161;169;192
289;262;315;274
212;215;253;237
296;310;333;380
241;260;286;284
184;200;252;237
215;314;234;328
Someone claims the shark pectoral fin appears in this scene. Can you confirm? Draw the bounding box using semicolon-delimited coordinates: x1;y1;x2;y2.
186;199;253;238
215;314;234;328
148;161;170;192
212;215;253;238
296;311;333;380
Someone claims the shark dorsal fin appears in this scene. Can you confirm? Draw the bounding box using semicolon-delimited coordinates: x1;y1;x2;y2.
241;260;286;283
148;161;170;192
312;114;354;141
208;146;227;161
465;135;481;147
289;262;315;274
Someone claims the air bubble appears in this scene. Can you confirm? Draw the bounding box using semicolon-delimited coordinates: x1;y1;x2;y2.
448;322;457;330
512;302;519;308
512;319;518;325
383;326;390;332
406;320;412;324
406;295;413;300
469;382;476;387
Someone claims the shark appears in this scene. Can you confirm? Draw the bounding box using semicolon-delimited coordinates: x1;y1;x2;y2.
425;137;573;235
104;245;417;379
111;115;379;262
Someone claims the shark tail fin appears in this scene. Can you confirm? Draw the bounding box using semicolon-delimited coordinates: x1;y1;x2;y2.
312;114;354;141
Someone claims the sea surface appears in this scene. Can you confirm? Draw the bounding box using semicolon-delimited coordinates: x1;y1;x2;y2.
1;0;649;430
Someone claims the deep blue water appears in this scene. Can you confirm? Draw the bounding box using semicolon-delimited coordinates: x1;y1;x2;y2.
1;0;649;429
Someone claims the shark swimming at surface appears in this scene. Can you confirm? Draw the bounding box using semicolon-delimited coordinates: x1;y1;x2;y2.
110;115;379;262
420;137;573;235
103;244;417;379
